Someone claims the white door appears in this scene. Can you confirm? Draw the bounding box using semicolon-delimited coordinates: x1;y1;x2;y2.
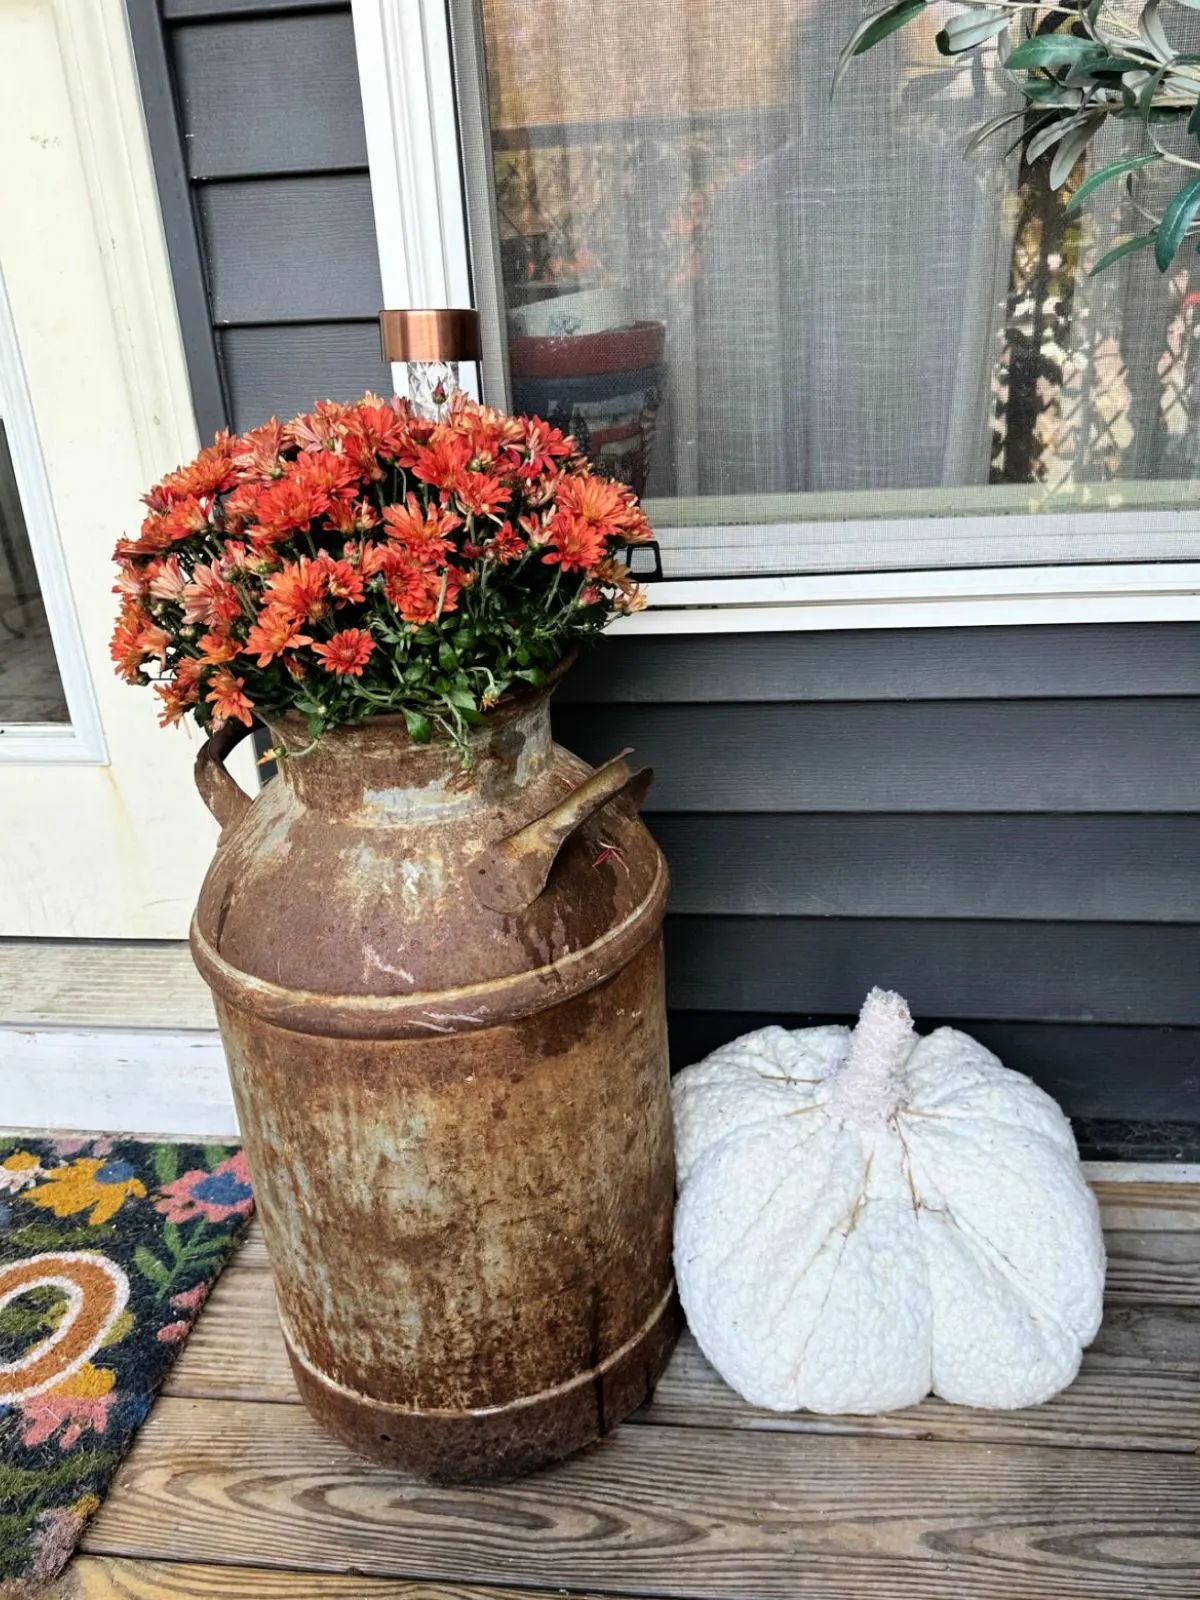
0;0;252;938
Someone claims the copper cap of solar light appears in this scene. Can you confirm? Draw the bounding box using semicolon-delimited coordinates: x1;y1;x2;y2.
379;309;482;363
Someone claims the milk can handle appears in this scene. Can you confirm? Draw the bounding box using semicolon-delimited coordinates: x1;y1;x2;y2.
469;748;653;915
195;719;255;831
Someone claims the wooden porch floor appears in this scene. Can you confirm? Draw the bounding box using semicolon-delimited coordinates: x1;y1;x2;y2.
54;1180;1200;1599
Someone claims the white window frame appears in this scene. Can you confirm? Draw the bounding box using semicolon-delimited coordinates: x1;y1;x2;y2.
350;0;1200;634
0;263;106;762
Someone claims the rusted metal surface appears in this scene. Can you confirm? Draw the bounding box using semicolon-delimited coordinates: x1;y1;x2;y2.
191;685;677;1481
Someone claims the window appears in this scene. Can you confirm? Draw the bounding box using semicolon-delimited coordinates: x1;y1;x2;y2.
445;0;1200;580
0;408;67;724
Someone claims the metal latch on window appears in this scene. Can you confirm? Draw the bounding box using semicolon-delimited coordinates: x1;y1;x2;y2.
624;539;663;581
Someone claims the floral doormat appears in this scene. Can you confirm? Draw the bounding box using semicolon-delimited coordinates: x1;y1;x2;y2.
0;1135;254;1591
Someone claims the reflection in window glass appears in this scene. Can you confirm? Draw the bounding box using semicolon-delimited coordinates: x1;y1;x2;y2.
471;0;1200;535
0;419;68;723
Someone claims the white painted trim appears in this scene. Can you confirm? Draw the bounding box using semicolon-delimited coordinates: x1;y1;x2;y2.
350;0;478;397
617;562;1200;634
0;263;106;763
0;1026;236;1139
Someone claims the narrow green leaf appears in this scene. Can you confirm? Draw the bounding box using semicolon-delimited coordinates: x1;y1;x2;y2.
402;709;432;743
134;1245;171;1289
936;9;1010;54
1049;112;1106;188
965;106;1030;155
203;1143;230;1170
1026;111;1086;166
1022;78;1085;106
153;1144;178;1186
1089;231;1156;274
1156;175;1200;266
1138;0;1176;62
1064;151;1163;211
163;1221;183;1259
834;0;929;89
1005;35;1105;71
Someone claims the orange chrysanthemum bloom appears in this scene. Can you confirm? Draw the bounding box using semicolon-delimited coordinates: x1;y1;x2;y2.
206;667;254;727
313;628;375;677
316;554;365;605
155;657;204;726
110;601;149;683
242;605;313;666
542;512;607;573
382;495;461;563
263;556;329;624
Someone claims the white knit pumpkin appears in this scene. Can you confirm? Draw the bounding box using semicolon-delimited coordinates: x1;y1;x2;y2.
671;989;1106;1414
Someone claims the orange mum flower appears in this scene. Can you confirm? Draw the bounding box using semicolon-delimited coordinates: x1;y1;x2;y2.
110;602;149;683
160;436;238;500
409;433;472;492
316;554;365;605
242;605;313;666
313;628;375;677
263;556;329;624
206;668;254;727
181;563;240;627
555;474;638;538
484;521;526;564
455;471;510;520
382;495;460;563
155;657;203;726
542;512;607;573
233;417;286;480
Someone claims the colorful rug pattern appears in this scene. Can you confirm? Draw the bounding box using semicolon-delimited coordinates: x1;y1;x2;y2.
0;1135;253;1589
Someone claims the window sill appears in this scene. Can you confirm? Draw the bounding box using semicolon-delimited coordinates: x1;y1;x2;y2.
615;562;1200;635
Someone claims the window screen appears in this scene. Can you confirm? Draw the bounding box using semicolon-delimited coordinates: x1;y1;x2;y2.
456;0;1200;576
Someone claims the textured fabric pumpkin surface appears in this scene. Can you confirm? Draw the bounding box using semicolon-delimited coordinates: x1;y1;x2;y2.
671;989;1106;1414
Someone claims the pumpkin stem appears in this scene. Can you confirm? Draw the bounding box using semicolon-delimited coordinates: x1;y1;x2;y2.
827;987;915;1125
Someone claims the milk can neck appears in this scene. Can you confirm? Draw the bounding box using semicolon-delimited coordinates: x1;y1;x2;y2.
267;692;554;822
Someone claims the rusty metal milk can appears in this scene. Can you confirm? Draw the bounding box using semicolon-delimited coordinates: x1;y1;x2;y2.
189;679;678;1481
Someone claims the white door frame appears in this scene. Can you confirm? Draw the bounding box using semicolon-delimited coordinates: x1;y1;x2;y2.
0;0;251;939
0;262;106;763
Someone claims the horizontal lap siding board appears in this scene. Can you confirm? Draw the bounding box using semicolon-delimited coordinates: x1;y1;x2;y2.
552;628;1200;1136
158;1;386;432
552;698;1200;811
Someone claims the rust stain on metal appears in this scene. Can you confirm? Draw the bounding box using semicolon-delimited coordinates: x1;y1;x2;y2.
191;683;677;1481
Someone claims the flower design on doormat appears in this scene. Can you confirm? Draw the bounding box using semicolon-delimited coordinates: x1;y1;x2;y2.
0;1135;253;1587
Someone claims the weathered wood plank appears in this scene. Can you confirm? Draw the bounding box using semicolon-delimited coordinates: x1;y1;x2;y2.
51;1555;589;1599
166;1249;1200;1452
80;1398;1200;1597
0;940;212;1028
